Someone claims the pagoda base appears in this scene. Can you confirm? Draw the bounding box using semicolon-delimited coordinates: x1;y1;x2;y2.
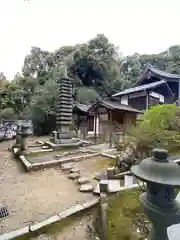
44;138;83;150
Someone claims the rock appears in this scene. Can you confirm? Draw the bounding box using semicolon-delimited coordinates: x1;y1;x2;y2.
61;163;74;171
94;170;107;180
79;184;93;192
78;177;90;185
70;168;80;173
68;173;80;180
108;180;121;192
42;146;49;149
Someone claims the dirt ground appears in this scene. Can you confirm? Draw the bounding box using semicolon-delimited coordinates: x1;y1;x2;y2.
0;139;93;235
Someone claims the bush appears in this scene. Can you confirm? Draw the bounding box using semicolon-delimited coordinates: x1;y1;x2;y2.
130;104;180;156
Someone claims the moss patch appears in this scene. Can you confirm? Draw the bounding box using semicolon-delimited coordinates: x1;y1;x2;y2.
108;188;145;240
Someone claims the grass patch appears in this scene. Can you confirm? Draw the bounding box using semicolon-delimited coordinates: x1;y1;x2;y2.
85;156;116;176
107;188;145;240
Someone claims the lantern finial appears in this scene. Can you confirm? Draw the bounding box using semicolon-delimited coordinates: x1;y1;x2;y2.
152;148;168;162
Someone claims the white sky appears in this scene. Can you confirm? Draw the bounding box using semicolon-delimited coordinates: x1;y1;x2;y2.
0;0;180;79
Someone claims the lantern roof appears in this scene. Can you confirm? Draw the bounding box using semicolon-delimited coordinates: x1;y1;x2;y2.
131;148;180;186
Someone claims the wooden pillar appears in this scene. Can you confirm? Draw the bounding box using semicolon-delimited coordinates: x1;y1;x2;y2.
94;110;97;143
178;80;180;105
146;92;149;110
109;110;113;148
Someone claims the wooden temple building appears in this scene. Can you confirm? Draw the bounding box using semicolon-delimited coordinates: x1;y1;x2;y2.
73;100;141;139
73;65;180;139
111;65;180;110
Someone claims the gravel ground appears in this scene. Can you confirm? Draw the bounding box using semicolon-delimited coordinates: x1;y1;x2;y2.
0;140;93;234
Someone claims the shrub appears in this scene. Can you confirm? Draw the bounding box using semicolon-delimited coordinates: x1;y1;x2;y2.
129;104;180;156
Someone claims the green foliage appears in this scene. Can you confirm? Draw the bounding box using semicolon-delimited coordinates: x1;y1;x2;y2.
130;104;180;155
1;34;180;134
108;188;143;240
0;108;15;121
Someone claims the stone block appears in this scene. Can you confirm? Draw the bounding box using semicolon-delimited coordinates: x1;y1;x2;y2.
36;140;44;145
70;168;80;173
42;146;49;149
94;170;107;180
82;198;99;209
124;175;134;187
108;180;121;193
79;184;93;192
107;167;115;179
30;215;61;232
59;204;84;219
68;173;80;180
99;180;109;193
0;226;29;240
19;155;32;170
61;163;74;171
78;177;90;185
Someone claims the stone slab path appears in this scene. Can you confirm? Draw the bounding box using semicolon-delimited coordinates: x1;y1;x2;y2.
0;145;92;234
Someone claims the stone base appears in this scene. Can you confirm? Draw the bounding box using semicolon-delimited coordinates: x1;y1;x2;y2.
44;139;83;149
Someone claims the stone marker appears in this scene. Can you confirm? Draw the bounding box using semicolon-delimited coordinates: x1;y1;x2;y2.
68;173;80;180
79;184;93;192
78;176;90;185
94;179;121;194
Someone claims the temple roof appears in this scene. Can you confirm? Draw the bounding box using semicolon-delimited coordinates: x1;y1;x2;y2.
112;79;168;98
147;66;180;79
136;65;180;86
73;103;92;113
89;99;141;113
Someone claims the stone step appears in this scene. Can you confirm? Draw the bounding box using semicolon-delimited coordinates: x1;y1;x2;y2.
68;173;80;180
70;168;80;173
79;184;93;192
61;163;74;171
78;177;91;185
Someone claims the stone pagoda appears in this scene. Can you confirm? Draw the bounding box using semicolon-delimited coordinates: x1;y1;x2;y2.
46;62;82;148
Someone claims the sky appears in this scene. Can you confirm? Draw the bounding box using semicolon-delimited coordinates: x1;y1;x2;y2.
0;0;180;79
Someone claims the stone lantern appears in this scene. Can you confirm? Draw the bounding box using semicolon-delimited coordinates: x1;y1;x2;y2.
14;121;32;152
131;148;180;240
